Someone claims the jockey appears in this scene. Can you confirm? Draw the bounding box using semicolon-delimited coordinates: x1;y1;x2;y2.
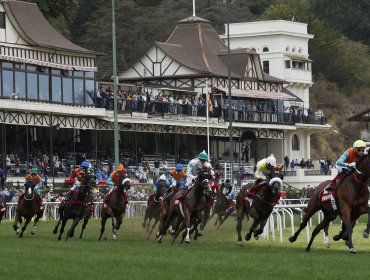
221;179;233;200
65;161;90;200
25;167;43;210
247;154;278;198
104;164;127;202
153;174;171;192
170;163;186;187
327;139;367;192
177;151;213;200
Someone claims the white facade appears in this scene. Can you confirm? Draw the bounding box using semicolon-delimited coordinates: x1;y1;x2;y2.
221;20;314;108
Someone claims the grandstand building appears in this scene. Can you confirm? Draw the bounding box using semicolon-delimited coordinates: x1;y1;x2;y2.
0;1;329;171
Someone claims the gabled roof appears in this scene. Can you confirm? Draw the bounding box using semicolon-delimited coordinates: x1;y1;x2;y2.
156;15;280;82
347;107;370;122
3;1;95;54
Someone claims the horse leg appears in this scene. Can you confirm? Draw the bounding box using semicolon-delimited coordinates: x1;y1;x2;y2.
19;216;32;238
363;207;370;238
79;213;90;239
99;215;108;241
236;204;245;246
31;211;43;235
219;208;233;229
183;210;192;243
148;218;159;239
53;208;64;234
66;218;80;241
305;213;334;252
58;218;67;240
110;213;118;240
323;224;330;248
174;221;186;245
13;211;20;234
143;209;149;230
246;218;259;241
254;218;268;240
333;221;346;241
289;204;319;243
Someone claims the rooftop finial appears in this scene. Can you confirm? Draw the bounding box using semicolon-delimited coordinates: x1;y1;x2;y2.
193;0;196;17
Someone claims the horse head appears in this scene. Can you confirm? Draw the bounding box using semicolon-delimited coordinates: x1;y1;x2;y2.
157;181;168;196
196;168;213;189
355;152;370;180
268;174;283;195
24;180;35;200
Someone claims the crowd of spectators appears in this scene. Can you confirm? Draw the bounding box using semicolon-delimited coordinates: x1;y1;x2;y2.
95;86;326;125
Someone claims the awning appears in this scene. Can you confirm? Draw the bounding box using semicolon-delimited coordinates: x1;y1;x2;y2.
285;54;312;62
283;88;303;102
216;87;296;100
0;54;97;72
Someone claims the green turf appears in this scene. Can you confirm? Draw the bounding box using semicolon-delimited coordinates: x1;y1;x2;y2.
1;216;370;280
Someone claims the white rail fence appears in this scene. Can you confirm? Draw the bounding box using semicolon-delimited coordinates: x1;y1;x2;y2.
1;199;349;244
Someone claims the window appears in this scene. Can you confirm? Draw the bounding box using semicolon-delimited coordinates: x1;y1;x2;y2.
85;80;95;105
285;60;291;69
262;61;269;74
285;46;290;52
0;12;5;29
38;74;49;101
298;48;302;54
292;47;296;53
27;72;38;99
63;77;73;103
2;70;13;97
15;71;26;98
74;78;84;105
262;47;269;52
292;135;300;150
52;76;62;102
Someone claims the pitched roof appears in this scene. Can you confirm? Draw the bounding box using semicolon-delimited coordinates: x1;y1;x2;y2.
4;1;94;54
156;16;278;81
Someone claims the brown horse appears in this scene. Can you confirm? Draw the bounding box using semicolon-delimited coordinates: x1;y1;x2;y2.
53;173;96;241
289;153;370;253
142;182;168;238
236;174;283;246
13;181;44;237
157;168;213;244
210;190;235;229
99;178;130;240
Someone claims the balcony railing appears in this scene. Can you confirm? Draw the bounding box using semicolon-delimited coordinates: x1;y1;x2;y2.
96;99;326;126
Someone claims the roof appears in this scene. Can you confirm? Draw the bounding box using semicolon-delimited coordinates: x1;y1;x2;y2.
347;107;370;122
282;88;303;102
155;15;283;82
4;1;95;54
216;87;296;101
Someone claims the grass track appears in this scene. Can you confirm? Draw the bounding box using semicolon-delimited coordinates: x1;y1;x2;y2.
1;216;370;280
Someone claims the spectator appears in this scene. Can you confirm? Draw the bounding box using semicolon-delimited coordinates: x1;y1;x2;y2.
284;155;289;171
154;159;160;176
290;159;295;171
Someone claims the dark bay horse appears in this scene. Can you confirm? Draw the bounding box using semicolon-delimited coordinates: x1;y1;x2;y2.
236;175;283;246
157;168;213;244
13;181;44;237
289;153;370;253
210;190;235;229
99;178;130;241
142;182;168;238
53;173;96;241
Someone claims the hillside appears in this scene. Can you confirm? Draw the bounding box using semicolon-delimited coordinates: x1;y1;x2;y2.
26;0;370;160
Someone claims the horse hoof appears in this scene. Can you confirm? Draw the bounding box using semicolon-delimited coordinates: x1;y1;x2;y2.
363;230;369;238
348;248;357;254
333;235;341;241
305;247;311;252
31;231;35;235
254;235;259;240
288;236;296;243
52;229;57;234
237;241;243;247
185;238;190;244
197;230;203;236
16;229;20;235
112;235;117;241
156;232;160;238
245;234;251;241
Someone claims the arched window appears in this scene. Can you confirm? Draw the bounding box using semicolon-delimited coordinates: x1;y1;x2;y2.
285;46;290;52
251;47;256;52
292;47;296;53
262;47;269;52
292;134;300;150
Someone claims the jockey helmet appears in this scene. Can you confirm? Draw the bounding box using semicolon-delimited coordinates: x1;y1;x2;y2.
266;155;277;167
80;161;90;168
353;140;366;149
122;178;131;186
198;151;208;161
175;163;183;171
159;174;166;181
116;164;126;172
224;179;231;187
30;167;38;174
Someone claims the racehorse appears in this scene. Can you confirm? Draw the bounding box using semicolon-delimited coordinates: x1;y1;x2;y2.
157;168;213;244
236;174;283;246
99;178;130;241
53;173;96;241
289;153;370;253
13;181;44;237
362;207;370;238
209;190;235;229
142;181;168;238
